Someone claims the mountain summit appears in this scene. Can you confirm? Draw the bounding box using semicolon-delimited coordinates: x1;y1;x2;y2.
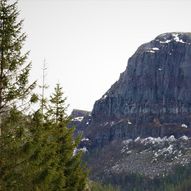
73;32;191;149
93;32;191;125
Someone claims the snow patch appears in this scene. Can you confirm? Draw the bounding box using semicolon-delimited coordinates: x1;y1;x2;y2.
81;137;89;142
172;33;185;43
168;135;176;142
134;135;176;145
160;39;172;44
135;137;141;142
128;121;132;125
72;116;84;122
73;147;88;156
79;147;88;153
102;94;108;99
180;135;189;141
159;34;185;44
152;47;160;51
159;145;174;155
140;137;163;144
147;50;155;53
181;124;188;128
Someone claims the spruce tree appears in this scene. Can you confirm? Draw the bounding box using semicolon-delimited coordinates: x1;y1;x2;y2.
0;0;36;117
0;107;31;190
47;83;68;123
0;1;88;190
1;85;88;190
24;85;88;191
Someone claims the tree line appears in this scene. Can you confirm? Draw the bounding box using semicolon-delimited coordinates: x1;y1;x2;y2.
0;0;88;190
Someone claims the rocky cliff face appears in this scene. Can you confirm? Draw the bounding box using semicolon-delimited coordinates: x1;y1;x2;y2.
69;109;91;135
77;32;191;150
72;33;191;189
70;33;191;190
92;33;191;125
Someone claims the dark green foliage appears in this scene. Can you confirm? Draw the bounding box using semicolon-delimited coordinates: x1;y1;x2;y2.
47;83;68;123
1;91;88;191
0;0;36;113
0;1;87;189
28;117;87;191
0;107;32;190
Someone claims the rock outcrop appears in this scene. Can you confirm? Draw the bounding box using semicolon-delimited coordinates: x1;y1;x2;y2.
92;33;191;125
72;33;191;190
69;109;91;135
77;33;191;148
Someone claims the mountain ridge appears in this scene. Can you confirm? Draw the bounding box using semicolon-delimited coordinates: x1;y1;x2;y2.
70;32;191;190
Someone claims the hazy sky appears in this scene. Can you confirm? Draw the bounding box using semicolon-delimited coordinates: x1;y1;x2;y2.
18;0;191;113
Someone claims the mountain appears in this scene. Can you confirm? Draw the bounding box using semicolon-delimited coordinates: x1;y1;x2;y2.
70;32;191;190
87;32;191;147
69;109;91;135
93;32;191;123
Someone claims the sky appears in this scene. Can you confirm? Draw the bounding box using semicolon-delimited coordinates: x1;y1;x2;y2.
17;0;191;113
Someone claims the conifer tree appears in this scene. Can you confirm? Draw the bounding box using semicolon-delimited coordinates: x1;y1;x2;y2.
0;0;36;117
0;107;31;190
47;83;68;123
23;85;87;191
0;1;88;190
1;85;88;191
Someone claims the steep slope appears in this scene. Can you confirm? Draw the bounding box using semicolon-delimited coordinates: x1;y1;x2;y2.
93;33;191;124
69;109;91;135
83;33;191;147
71;33;191;190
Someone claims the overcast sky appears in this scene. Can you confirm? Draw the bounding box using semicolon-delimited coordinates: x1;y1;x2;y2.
18;0;191;113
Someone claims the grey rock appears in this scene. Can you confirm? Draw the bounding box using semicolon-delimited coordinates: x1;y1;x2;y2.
76;33;191;190
92;33;191;124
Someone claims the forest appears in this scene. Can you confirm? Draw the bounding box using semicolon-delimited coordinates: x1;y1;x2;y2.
0;0;191;191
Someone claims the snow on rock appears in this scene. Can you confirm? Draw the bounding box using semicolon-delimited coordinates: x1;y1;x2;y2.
79;147;88;153
135;137;141;142
146;47;160;54
72;116;84;122
81;137;89;142
179;135;189;141
102;94;108;100
73;147;88;156
159;39;172;44
146;50;156;53
172;33;185;43
167;135;176;142
158;33;185;44
140;137;163;145
153;145;174;159
152;47;160;50
181;123;188;128
165;145;173;154
128;121;132;125
133;135;177;145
